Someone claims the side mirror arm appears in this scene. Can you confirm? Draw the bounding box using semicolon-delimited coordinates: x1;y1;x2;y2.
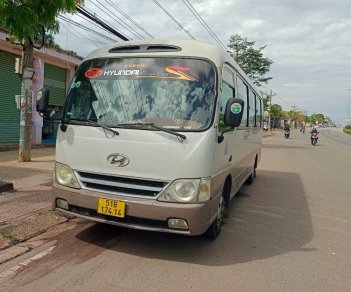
218;128;234;143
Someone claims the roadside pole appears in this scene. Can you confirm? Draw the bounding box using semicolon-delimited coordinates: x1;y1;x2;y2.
18;44;34;162
18;66;34;162
19;67;33;162
268;106;271;131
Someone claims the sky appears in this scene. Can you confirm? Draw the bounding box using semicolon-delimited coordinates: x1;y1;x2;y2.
55;0;351;124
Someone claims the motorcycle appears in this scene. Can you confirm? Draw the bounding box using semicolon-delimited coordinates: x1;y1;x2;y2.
284;129;290;139
311;132;319;145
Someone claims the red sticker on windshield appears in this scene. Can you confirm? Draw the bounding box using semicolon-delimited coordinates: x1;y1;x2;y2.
85;68;103;78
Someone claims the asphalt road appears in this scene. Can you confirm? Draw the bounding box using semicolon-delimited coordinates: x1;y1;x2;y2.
1;128;351;292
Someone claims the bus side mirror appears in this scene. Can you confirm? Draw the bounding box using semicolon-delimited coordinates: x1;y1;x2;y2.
36;88;49;114
224;98;244;128
218;98;244;143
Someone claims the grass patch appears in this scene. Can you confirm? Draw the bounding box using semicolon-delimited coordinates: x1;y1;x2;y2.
343;128;351;135
0;229;14;240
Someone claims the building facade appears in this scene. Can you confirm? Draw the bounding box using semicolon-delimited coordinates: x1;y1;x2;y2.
0;30;81;144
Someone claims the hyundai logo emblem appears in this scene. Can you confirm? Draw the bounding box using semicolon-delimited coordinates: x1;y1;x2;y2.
107;153;130;167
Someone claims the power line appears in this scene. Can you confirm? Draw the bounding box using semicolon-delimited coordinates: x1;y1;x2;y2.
152;0;195;40
89;0;143;40
59;20;106;47
106;0;154;39
87;0;133;39
78;4;128;39
75;13;115;38
96;0;143;39
182;0;226;49
58;15;117;43
76;5;129;41
259;86;292;111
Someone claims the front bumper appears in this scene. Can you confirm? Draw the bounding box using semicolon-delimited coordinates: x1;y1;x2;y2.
53;183;214;236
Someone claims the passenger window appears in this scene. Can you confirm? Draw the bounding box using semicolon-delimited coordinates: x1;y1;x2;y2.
237;77;248;127
219;82;234;131
256;95;262;128
248;89;256;127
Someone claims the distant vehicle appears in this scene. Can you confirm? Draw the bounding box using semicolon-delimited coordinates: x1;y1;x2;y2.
284;124;290;139
263;122;268;130
311;132;319;145
37;39;263;239
284;129;290;139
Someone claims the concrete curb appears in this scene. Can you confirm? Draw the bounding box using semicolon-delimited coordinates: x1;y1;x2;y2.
0;208;68;253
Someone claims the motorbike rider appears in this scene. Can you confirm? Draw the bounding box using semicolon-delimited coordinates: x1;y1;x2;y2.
283;123;290;138
284;123;290;132
310;127;319;143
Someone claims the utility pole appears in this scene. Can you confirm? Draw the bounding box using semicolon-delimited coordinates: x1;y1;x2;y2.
18;43;34;162
291;104;299;128
19;68;33;161
269;90;275;130
347;89;351;125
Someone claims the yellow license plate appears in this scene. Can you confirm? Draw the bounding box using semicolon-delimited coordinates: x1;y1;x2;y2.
97;198;126;218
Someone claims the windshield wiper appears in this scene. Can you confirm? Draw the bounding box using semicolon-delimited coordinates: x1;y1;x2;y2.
65;118;119;136
117;122;186;142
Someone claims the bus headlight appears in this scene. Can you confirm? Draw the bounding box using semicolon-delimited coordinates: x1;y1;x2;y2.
55;162;81;189
158;178;211;203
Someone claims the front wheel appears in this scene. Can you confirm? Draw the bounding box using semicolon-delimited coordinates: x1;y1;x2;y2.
205;196;225;239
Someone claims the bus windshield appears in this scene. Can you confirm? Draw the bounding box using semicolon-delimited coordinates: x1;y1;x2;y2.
63;57;216;130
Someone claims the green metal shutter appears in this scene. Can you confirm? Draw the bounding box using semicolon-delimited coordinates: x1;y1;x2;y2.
44;63;67;106
0;51;21;143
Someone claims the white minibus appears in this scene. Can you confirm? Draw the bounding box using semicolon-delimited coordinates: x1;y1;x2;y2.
37;39;263;239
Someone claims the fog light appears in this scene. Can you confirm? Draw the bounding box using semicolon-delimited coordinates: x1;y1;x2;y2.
56;199;69;210
168;218;189;230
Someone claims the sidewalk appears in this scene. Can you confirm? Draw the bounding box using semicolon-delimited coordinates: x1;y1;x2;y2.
0;147;68;252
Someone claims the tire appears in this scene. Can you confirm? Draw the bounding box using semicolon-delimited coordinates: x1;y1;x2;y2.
205;196;225;239
245;159;257;185
245;171;254;185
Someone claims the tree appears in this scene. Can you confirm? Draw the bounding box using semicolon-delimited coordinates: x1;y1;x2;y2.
262;95;271;111
227;34;273;86
0;0;83;161
310;113;325;125
270;104;283;128
271;104;283;119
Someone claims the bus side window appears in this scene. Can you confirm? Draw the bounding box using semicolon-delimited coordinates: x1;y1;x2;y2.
219;81;235;131
237;77;248;127
255;95;262;128
248;89;256;127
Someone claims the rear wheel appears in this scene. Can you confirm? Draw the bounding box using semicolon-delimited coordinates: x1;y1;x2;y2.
245;162;257;185
245;171;254;185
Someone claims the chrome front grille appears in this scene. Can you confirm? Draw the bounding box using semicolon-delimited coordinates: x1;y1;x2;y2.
77;171;169;198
